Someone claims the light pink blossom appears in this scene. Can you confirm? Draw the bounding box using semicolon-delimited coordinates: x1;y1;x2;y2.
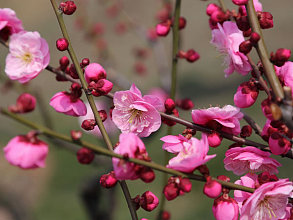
160;134;188;153
112;133;147;180
166;134;216;173
112;84;164;137
224;146;281;175
276;61;293;97
240;179;293;220
0;8;23;40
5;31;50;83
50;92;86;117
4;135;49;169
192;105;244;135
78;101;118;138
211;21;252;77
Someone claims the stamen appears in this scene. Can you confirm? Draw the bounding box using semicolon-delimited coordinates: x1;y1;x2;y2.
128;109;142;124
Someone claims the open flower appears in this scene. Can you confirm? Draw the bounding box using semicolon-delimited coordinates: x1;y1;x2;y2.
4;133;49;169
0;8;24;41
5;31;50;83
166;134;216;173
160;134;189;153
224;146;281;176
112;84;164;137
192;105;243;135
211;21;252;77
240;179;293;220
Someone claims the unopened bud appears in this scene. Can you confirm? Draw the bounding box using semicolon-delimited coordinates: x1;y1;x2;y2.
76;147;95;164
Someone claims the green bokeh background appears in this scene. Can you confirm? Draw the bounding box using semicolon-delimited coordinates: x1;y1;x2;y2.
0;0;292;219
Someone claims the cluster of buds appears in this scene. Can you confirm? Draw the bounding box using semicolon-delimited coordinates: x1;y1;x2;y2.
76;147;95;164
261;119;292;155
162;98;179;126
206;3;230;30
100;171;118;188
156;16;186;37
270;48;291;67
234;79;259;108
9;93;36;114
85;63;113;97
239;32;261;54
177;49;200;63
163;176;192;201
132;191;159;212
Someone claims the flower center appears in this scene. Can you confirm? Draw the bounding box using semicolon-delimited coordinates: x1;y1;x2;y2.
22;52;33;64
128;109;143;124
258;197;277;219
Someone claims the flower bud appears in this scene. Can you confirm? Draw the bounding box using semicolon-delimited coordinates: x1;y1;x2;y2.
100;171;118;188
270;48;291;67
257;12;273;29
139;191;159;212
163;183;179;201
176;98;194;110
156;20;171;36
98;110;107;122
249;32;260;45
164;98;176;113
203;176;222;198
67;64;79;79
206;4;220;16
234;82;259;108
179;17;186;30
9;93;36;113
92;79;113;96
212;195;239;220
59;56;70;70
84;63;107;83
269;132;291;155
240;125;252;138
179;178;192;193
236;16;250;31
239;40;252;54
81;119;96;131
80;58;90;68
232;0;248;5
185;49;200;63
76;147;95;164
210;10;227;24
139;167;155;183
56;38;69;51
207;132;222;148
161;211;171;220
60;1;77;15
70;130;82;140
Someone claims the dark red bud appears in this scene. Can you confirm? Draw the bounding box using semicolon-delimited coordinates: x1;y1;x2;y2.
76;147;95;164
240;125;252;138
100;171;118;188
60;1;77;15
56;38;69;51
164;98;176;113
81;119;96;131
249;32;260;45
239;40;252;54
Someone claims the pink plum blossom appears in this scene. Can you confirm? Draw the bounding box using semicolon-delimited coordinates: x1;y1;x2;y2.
224;146;281;175
234;82;258;108
160;134;189;153
140;191;159;211
213;195;239;220
166;134;216;173
112;84;164;137
0;8;24;41
211;21;252;77
240;179;293;220
4;134;49;169
276;61;293;96
192;105;244;135
78;101;118;138
112;133;148;180
50;91;87;117
84;63;107;84
5;31;50;83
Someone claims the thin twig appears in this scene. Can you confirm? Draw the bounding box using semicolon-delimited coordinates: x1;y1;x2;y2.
242;111;262;136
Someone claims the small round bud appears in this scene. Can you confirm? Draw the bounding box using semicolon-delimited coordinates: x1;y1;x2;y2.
81;119;96;131
239;40;252;54
249;32;260;45
206;4;220;16
179;178;192;193
164;98;176;113
76;147;95;164
179;17;186;30
81;58;90;68
67;64;79;79
163;183;179;201
161;211;171;220
10;93;36;113
156;20;171;36
240;125;252;138
59;56;70;70
139;191;159;212
185;49;200;62
207;132;222;148
140;167;155;183
100;171;118;188
56;38;69;51
60;1;77;15
203;176;222;198
257;12;273;29
236;16;250;31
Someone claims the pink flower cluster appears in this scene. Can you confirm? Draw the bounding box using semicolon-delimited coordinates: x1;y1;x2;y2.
211;21;252;77
112;84;164;137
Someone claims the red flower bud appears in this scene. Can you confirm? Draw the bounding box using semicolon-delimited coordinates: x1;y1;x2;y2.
56;38;69;51
161;211;171;220
239;40;252;54
257;12;273;29
98;110;107;122
236;16;250;31
206;4;221;16
76;147;95;164
249;32;260;45
240;125;252;138
203;176;222;198
179;178;192;193
163;183;179;201
100;171;118;188
139;191;159;212
60;1;77;15
80;58;90;68
185;49;200;62
179;17;186;30
59;56;70;70
164;98;176;113
81;119;96;131
139;167;155;183
156;20;172;36
9;93;37;114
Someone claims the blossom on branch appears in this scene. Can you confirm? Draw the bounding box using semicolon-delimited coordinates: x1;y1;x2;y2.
211;21;252;77
224;146;281;175
112;84;164;137
0;8;23;41
5;31;50;83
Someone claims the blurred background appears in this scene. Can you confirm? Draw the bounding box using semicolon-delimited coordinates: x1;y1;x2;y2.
0;0;293;219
